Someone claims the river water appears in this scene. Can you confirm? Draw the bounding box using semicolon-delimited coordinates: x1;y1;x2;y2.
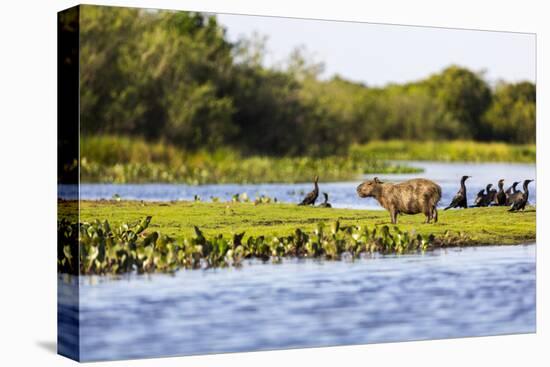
57;161;536;361
58;244;535;361
61;161;536;209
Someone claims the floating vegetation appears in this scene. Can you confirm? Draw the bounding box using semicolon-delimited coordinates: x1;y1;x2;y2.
231;193;277;204
58;216;473;275
253;195;277;205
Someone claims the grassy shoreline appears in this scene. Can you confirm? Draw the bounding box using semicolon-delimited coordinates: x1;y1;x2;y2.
62;201;536;246
351;140;535;163
79;135;419;184
58;201;535;274
79;136;535;184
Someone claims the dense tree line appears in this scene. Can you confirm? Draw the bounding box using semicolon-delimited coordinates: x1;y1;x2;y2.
79;6;536;157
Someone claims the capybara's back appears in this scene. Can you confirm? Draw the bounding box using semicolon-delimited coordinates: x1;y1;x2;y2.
391;178;442;214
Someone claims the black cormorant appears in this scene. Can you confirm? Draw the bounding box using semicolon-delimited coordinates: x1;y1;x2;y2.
473;184;493;207
444;175;470;210
473;189;485;207
298;175;319;206
509;179;534;212
487;183;497;205
505;181;520;195
318;192;332;208
496;179;507;206
505;181;520;205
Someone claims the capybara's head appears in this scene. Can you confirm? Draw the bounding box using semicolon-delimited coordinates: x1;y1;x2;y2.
356;177;383;198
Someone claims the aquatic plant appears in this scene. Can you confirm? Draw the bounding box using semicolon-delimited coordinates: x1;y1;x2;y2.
58;216;473;275
230;193;277;204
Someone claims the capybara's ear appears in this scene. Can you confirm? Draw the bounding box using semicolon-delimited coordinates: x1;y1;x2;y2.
374;177;383;184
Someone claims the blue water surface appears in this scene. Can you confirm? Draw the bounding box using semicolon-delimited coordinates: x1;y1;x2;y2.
58;244;536;361
60;161;536;209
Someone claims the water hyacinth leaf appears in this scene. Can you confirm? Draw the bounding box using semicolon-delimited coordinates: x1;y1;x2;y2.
233;232;245;246
143;231;159;247
330;221;340;234
193;226;205;240
135;216;152;234
57;216;465;275
63;245;73;265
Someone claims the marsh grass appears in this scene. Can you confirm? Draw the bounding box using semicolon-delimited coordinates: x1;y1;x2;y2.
80;135;419;184
351;140;536;163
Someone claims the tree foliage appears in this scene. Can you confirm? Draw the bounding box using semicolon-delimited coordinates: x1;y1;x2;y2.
78;6;536;157
483;82;536;143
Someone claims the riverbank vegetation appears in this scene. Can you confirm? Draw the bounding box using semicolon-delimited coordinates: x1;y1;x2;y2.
66;201;536;244
80;135;418;184
58;216;442;274
58;200;535;274
71;7;535;175
351;140;535;163
80;135;534;183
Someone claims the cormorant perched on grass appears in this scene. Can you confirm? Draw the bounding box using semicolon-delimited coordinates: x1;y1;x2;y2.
505;181;520;205
487;184;497;205
508;179;534;212
505;181;520;195
318;192;332;208
444;175;470;210
298;175;319;206
473;189;485;207
473;184;493;207
496;179;507;206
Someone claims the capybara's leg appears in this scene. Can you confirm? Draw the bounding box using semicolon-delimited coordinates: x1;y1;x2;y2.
390;210;398;224
424;208;431;223
433;207;438;223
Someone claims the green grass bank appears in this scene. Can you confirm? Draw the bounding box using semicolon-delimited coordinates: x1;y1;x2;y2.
62;201;536;246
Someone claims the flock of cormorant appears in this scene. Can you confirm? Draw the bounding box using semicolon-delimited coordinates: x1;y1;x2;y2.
445;176;534;211
297;174;534;212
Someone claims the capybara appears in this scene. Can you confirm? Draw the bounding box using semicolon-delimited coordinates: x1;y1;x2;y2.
356;177;442;224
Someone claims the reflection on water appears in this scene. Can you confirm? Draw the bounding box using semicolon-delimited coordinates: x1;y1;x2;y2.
60;161;536;209
58;244;536;361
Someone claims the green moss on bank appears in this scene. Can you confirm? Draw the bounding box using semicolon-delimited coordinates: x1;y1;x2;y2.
60;201;536;246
